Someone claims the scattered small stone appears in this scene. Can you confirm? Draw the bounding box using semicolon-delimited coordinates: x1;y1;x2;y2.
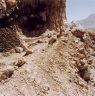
79;60;85;66
77;53;85;59
48;38;56;45
15;58;26;67
0;69;14;82
15;47;24;53
74;39;79;43
61;38;68;43
24;50;32;56
37;40;43;43
87;59;93;65
83;71;91;82
78;48;84;54
57;34;62;38
47;34;52;38
43;85;50;91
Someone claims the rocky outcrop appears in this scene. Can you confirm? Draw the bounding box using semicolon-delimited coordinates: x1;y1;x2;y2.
0;0;66;52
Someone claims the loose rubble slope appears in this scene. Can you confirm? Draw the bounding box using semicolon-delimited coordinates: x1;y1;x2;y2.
0;30;95;96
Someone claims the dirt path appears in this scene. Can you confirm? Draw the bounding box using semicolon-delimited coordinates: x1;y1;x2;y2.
0;31;95;96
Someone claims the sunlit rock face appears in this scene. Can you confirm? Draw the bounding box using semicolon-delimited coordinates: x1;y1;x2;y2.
0;0;67;30
18;0;67;30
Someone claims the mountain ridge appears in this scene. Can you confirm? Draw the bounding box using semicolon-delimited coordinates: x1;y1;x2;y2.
77;13;95;31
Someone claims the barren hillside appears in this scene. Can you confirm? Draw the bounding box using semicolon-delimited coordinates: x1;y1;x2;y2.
0;0;95;96
0;29;95;96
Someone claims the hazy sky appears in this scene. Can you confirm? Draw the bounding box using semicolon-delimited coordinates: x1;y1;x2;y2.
66;0;95;22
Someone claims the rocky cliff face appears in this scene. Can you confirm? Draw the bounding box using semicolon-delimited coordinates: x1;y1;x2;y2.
0;0;66;52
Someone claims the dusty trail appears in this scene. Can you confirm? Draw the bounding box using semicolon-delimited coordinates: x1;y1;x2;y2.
0;30;95;96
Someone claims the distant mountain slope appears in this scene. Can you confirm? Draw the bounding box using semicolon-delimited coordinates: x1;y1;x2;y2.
77;13;95;31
